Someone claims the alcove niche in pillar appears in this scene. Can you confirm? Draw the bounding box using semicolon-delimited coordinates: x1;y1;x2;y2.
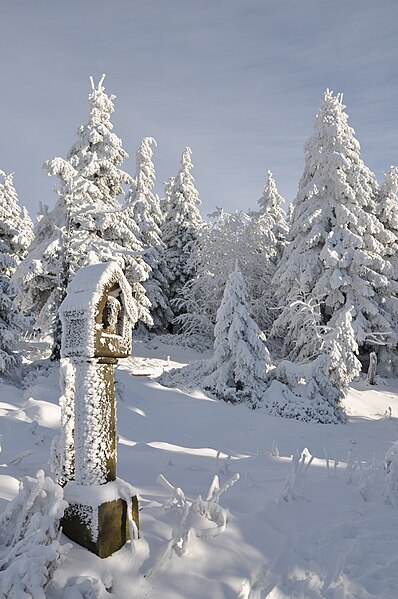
54;261;139;558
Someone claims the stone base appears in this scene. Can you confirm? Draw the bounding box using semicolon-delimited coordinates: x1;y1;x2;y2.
61;495;139;558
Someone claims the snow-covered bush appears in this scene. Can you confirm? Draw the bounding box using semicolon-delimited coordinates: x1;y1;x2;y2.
203;266;273;407
384;441;398;508
0;470;70;598
280;448;314;502
323;307;362;391
263;358;346;424
264;308;359;423
145;472;239;577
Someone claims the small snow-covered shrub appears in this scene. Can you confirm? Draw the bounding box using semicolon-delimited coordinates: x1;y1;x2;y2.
0;469;70;598
280;448;314;502
146;472;239;577
384;441;398;508
263;357;347;424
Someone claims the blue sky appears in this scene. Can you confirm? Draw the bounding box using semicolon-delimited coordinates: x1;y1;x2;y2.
1;0;398;218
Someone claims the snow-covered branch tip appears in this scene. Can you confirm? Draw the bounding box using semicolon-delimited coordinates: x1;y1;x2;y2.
146;473;239;577
90;74;106;91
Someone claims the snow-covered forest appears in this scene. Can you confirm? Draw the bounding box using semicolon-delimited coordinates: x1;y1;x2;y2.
1;77;398;598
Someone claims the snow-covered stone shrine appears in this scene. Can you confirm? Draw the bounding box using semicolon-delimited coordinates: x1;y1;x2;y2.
57;261;139;558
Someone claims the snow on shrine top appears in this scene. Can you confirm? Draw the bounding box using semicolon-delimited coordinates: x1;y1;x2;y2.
59;262;136;359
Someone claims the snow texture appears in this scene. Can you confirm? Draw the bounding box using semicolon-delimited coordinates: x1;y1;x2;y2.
73;360;114;485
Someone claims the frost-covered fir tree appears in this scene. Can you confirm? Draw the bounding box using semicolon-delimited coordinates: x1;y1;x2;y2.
162;147;203;320
0;171;33;376
15;76;151;355
272;90;395;360
176;205;285;338
204;265;273;407
249;170;289;332
321;306;362;391
0;172;33;254
125;137;173;331
256;170;289;256
264;308;358;424
373;166;398;373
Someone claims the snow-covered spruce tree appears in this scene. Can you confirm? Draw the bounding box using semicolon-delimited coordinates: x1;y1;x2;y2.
321;306;362;391
271;284;326;362
256;170;289;255
15;76;151;357
125;137;173;331
161;147;203;322
373;166;398;374
204;265;273;407
264;307;359;423
176;207;284;339
0;171;33;255
272;90;396;361
0;171;33;377
175;210;250;338
248;170;289;333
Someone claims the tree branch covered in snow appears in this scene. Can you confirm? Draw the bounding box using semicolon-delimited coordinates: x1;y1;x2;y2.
0;470;70;598
145;472;239;577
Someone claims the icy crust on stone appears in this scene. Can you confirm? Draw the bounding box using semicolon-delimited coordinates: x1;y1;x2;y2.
64;478;136;507
51;358;75;483
74;361;115;485
59;261;136;358
63;478;136;542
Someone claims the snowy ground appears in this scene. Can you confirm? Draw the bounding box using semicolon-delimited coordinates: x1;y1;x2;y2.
1;337;398;598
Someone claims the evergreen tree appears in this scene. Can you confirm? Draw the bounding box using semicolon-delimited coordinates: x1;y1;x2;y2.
248;170;289;332
375;166;398;311
0;171;33;376
176;172;288;339
256;170;289;257
272;90;395;359
264;309;358;424
162;147;203;320
15;76;151;355
176;207;283;338
204;265;272;407
320;306;362;391
125;137;173;331
374;166;398;373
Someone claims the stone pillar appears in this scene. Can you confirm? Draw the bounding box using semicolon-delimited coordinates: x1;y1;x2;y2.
58;262;139;558
73;358;117;485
